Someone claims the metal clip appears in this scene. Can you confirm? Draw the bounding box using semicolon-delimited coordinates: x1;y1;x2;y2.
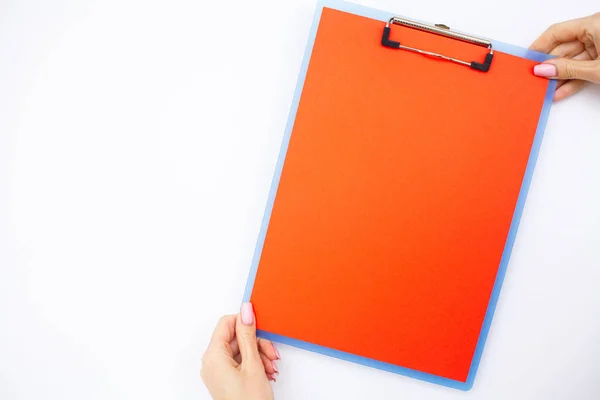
381;17;494;72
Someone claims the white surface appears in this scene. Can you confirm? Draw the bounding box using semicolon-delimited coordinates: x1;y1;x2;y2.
1;0;599;399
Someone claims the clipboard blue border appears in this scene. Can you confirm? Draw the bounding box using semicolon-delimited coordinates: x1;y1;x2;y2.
242;0;556;391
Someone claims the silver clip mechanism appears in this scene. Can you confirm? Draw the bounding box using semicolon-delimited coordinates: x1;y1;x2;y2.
381;17;494;72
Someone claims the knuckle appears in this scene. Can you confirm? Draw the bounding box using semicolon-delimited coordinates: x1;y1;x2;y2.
562;85;575;97
257;338;270;349
239;330;256;343
563;62;577;79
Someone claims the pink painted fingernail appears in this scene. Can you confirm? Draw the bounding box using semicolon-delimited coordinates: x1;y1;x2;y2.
534;64;557;77
241;302;254;326
271;361;279;373
274;346;281;360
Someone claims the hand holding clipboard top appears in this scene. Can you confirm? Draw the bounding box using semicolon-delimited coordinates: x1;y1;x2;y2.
531;13;600;101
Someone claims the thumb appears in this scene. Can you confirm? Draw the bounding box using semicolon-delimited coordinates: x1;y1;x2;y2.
534;58;600;83
235;302;262;371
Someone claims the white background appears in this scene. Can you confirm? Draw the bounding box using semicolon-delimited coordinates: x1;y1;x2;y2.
1;0;599;399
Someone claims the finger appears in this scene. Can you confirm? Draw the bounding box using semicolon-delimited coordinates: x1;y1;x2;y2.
572;48;594;62
554;80;586;101
584;42;599;60
550;58;600;82
553;48;593;91
207;314;237;355
230;337;239;357
260;352;278;375
257;338;280;361
534;59;600;82
548;41;585;58
235;302;262;372
530;17;590;53
232;337;277;362
267;373;277;382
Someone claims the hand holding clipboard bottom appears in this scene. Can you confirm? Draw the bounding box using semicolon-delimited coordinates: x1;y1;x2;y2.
201;304;278;400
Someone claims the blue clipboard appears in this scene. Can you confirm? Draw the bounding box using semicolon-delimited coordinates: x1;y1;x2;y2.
243;0;556;390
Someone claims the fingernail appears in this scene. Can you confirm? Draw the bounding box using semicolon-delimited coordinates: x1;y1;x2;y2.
240;302;254;326
534;64;557;77
274;346;281;360
271;361;279;374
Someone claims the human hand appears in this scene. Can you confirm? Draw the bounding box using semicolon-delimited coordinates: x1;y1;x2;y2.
201;303;280;400
530;13;600;101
